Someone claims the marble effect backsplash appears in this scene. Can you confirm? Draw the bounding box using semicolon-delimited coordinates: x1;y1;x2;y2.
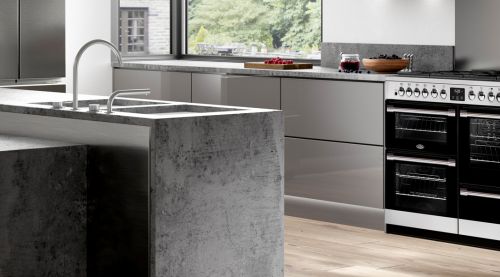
322;42;454;72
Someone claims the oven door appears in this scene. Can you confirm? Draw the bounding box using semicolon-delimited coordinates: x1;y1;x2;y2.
459;110;500;187
386;103;457;155
386;154;457;218
459;185;500;240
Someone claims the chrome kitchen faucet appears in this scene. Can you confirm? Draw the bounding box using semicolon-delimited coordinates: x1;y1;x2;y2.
72;39;123;110
107;89;151;114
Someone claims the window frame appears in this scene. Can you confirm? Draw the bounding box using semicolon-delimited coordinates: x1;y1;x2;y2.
113;0;176;60
119;8;150;55
181;0;323;63
113;0;323;63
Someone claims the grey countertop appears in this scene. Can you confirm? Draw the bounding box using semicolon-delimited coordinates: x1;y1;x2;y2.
118;60;391;82
0;134;80;152
0;88;272;127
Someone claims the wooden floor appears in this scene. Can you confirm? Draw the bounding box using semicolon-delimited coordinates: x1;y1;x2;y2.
285;216;500;277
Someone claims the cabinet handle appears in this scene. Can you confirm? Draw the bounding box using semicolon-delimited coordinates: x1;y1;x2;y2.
460;189;500;200
386;154;456;167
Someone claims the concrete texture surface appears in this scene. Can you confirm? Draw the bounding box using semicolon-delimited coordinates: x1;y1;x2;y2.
322;42;454;72
0;139;87;277
151;111;284;277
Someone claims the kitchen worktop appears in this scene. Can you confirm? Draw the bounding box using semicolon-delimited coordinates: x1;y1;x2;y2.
0;87;284;276
0;88;270;127
118;60;391;82
0;134;80;152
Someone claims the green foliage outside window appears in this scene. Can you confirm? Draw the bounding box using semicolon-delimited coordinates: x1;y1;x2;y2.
187;0;322;59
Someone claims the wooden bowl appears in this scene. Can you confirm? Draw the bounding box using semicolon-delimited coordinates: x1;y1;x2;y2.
362;58;409;73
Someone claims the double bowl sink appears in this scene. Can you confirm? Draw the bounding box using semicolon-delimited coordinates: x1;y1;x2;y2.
31;98;241;116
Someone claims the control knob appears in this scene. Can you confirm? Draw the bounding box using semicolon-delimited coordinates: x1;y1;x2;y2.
422;88;429;98
497;93;500;102
398;87;405;96
406;87;413;97
488;91;495;102
468;90;476;100
440;89;447;99
431;88;438;98
414;88;421;97
478;91;485;101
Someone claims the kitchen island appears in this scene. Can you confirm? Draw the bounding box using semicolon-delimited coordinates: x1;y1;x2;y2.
0;88;284;277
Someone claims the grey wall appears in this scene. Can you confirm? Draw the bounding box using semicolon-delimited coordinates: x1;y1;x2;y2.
322;43;454;72
456;0;500;70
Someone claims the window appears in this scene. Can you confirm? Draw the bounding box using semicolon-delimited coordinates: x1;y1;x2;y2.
187;0;322;59
119;0;171;56
120;8;149;54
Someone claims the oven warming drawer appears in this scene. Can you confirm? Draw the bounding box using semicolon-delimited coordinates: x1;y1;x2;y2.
385;209;458;234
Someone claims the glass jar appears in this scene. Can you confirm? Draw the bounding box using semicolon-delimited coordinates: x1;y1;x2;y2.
339;53;361;71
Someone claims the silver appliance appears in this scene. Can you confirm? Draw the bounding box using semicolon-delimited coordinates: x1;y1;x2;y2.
385;72;500;245
0;0;65;89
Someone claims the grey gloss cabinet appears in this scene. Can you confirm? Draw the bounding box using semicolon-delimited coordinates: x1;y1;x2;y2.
285;137;383;208
192;73;281;109
114;69;191;102
191;73;223;105
0;0;18;80
282;78;384;145
20;0;65;79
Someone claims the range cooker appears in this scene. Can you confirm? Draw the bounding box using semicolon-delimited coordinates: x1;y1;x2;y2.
385;72;500;245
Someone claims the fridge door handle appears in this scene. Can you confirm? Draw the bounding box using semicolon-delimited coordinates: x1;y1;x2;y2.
460;188;500;200
386;154;456;167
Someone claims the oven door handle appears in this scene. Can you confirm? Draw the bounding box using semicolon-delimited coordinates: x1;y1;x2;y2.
386;154;456;167
460;111;500;120
386;106;456;117
460;188;500;200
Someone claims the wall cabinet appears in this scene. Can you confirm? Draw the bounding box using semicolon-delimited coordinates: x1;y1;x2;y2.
114;69;191;102
192;73;281;109
282;78;383;145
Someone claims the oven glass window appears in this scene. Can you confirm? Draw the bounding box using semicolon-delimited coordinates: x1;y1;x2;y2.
470;118;500;164
395;163;447;200
395;113;447;143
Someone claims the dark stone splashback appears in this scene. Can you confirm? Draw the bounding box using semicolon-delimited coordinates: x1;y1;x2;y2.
322;42;454;72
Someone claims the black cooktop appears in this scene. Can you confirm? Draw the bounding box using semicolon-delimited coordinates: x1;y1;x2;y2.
397;71;500;81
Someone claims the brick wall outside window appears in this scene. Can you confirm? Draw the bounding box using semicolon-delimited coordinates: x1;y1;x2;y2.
120;0;170;55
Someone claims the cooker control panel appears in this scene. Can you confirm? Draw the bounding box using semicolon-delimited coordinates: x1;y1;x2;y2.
386;80;500;107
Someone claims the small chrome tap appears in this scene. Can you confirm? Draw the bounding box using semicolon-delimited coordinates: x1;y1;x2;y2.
107;89;151;114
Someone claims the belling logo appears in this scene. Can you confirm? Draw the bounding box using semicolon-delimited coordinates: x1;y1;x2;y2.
416;144;425;150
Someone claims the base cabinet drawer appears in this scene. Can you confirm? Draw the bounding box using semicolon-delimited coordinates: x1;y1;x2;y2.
285;137;383;208
114;69;191;102
282;78;383;145
192;73;280;109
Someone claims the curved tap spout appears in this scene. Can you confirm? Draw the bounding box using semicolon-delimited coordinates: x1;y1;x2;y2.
72;39;123;110
107;89;151;114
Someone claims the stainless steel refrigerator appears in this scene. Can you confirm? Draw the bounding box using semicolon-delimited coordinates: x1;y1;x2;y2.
0;0;65;91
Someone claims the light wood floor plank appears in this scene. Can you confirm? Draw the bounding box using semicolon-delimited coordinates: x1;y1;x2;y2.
285;216;500;277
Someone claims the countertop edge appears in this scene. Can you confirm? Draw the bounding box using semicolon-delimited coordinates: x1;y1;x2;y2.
116;61;391;82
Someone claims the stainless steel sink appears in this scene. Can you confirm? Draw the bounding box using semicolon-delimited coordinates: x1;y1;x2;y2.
32;98;166;108
112;104;240;115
